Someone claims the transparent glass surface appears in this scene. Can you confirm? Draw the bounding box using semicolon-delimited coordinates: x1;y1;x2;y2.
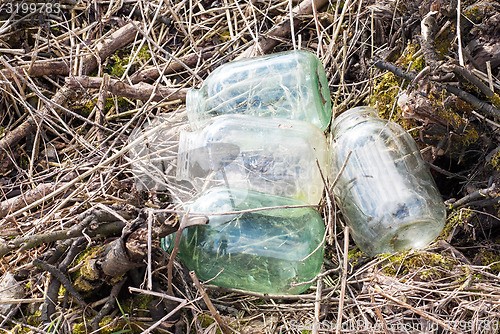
127;112;198;203
165;187;325;295
176;114;328;204
187;50;332;131
329;107;446;256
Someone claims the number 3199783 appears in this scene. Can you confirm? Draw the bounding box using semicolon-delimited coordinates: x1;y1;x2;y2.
1;1;61;16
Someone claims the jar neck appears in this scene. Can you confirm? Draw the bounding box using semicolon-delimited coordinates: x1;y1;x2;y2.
186;88;203;130
331;107;380;135
176;130;196;181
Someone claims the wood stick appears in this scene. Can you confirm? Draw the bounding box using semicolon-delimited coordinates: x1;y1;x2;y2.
129;50;216;84
312;278;323;334
94;73;110;143
372;285;459;333
236;0;330;59
0;84;75;153
0;183;60;218
0;22;141;153
0;61;71;80
189;271;233;334
0;22;140;79
373;59;500;119
0;221;126;257
335;226;349;334
65;76;188;102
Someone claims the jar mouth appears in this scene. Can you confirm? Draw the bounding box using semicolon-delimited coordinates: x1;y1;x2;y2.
330;106;378;134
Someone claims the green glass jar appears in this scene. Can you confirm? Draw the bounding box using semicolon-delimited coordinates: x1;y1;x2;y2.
176;114;328;205
165;187;325;295
187;50;332;131
329;107;446;256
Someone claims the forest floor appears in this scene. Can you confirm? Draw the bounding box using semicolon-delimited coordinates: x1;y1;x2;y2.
0;0;499;333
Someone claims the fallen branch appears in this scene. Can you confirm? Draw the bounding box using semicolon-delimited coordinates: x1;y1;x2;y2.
0;84;75;153
190;271;233;334
71;209;177;294
0;209;133;257
0;21;141;79
372;285;458;333
129;50;216;84
449;183;497;209
94;73;110;144
373;59;500;119
65;76;188;102
0;61;70;80
91;278;126;331
0;183;61;218
33;259;88;309
236;0;330;59
41;238;87;323
0;22;141;153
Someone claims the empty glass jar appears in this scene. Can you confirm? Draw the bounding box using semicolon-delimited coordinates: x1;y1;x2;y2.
164;187;325;295
186;50;332;131
176;114;328;204
329;107;446;256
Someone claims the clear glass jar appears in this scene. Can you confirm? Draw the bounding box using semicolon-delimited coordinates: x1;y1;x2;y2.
164;187;325;295
176;114;328;205
187;50;332;131
329;107;446;256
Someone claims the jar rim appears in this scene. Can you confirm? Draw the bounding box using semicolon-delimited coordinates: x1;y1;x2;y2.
331;106;378;133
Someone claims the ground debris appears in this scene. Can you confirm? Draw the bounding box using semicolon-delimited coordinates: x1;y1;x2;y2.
0;0;499;333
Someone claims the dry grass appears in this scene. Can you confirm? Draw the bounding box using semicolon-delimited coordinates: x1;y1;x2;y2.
0;0;499;333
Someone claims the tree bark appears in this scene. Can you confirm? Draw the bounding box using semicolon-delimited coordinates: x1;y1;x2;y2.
66;76;188;102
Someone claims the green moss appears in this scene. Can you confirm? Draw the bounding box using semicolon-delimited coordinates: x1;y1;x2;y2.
395;43;424;71
79;246;103;280
441;207;473;239
136;46;151;62
369;72;401;120
423;91;480;149
369;43;423;129
78;96;130;117
78;99;97;116
72;323;86;334
135;294;154;310
490;151;500;170
98;315;131;334
379;251;455;280
108;54;127;77
348;248;364;267
410;55;426;71
220;30;231;42
121;294;154;317
73;246;104;292
479;250;500;274
106;46;151;77
463;5;487;24
199;314;223;333
27;310;42;327
105;97;131;114
434;27;454;59
490;93;500;109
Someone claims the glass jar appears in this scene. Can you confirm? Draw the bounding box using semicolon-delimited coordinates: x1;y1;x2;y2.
176;114;328;205
164;187;325;295
329;107;446;256
186;50;332;131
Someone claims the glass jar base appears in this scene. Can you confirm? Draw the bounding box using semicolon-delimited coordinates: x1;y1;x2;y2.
361;220;442;256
